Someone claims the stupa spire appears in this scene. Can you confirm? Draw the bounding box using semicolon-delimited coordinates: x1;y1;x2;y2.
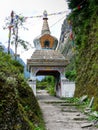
41;10;50;35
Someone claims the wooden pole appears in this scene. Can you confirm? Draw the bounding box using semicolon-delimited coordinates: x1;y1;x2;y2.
8;11;14;54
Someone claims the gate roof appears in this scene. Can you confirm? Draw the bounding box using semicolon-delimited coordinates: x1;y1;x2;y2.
27;50;69;71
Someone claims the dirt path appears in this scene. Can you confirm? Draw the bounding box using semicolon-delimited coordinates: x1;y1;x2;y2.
37;90;97;130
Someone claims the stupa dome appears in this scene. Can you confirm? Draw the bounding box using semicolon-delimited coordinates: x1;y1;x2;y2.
33;10;58;50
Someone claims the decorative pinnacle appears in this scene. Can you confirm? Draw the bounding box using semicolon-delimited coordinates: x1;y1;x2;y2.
41;10;50;35
43;10;48;19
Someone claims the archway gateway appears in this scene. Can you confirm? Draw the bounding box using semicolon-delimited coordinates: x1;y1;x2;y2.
37;70;60;95
27;11;69;97
27;50;68;97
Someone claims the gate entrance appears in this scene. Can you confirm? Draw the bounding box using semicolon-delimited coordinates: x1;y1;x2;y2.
36;70;60;96
27;11;69;97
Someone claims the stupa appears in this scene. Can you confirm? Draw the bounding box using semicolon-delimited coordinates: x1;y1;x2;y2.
27;11;69;97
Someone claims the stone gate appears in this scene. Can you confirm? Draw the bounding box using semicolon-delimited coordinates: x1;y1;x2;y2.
27;11;75;97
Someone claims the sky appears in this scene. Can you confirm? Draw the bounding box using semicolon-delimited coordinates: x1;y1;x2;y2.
0;0;70;63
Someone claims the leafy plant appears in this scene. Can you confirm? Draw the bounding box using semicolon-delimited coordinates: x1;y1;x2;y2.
65;70;76;81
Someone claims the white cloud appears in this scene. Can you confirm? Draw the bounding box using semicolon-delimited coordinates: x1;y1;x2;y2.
0;0;69;63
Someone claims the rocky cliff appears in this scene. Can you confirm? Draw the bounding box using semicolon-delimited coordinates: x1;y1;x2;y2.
58;18;76;81
58;0;98;110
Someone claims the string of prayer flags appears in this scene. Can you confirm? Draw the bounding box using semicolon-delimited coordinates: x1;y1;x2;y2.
72;5;83;11
10;11;14;25
72;46;75;53
70;32;74;40
20;10;69;19
67;20;75;48
70;0;87;12
8;25;13;29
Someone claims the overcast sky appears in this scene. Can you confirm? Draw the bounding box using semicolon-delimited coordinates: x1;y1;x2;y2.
0;0;69;63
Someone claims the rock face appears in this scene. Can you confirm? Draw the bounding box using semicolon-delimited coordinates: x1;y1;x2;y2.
57;19;76;81
57;19;74;60
68;1;98;110
75;12;98;110
58;0;98;110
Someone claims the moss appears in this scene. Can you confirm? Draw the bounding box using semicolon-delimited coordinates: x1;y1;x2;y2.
74;14;98;110
66;1;98;110
0;52;45;130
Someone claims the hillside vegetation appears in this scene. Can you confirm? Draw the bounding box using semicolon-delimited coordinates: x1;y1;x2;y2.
67;0;98;110
37;76;56;96
0;52;45;130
